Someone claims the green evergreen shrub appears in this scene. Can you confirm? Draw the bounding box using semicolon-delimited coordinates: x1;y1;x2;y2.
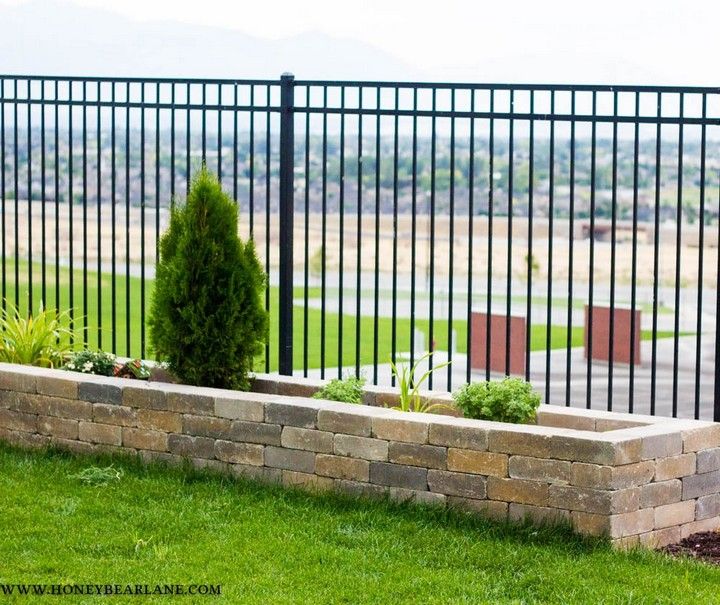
453;377;541;424
148;168;268;391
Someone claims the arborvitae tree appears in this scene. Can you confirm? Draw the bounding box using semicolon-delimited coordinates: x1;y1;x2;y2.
149;168;267;390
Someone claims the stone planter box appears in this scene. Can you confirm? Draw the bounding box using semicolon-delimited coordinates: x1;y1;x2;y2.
1;362;719;549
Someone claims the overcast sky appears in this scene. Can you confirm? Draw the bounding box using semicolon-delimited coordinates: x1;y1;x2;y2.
2;0;719;84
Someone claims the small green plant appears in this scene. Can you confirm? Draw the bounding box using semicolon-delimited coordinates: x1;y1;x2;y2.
114;359;151;380
389;351;452;413
64;350;116;376
0;301;73;368
453;377;541;424
71;465;124;487
313;375;366;404
149;167;268;391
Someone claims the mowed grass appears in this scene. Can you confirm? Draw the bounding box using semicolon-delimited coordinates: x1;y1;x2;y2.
3;259;682;373
0;443;719;604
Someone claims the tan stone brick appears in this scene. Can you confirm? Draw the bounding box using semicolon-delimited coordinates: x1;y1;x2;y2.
655;500;695;529
549;485;639;514
229;464;281;484
0;428;48;449
428;421;488;451
78;381;123;405
214;440;264;465
372;416;429;444
182;415;232;439
315;454;370;481
136;409;182;433
93;403;136;427
123;385;166;410
36;375;78;399
214;397;264;422
166;391;214;415
683;425;720;453
446;497;508;522
609;508;655;538
78;421;122;445
265;401;317;428
317;409;372;437
638;526;682;549
487;477;549;507
264;446;315;473
611;535;641;550
369;462;427;490
230;421;282;446
334;479;387;499
43;397;92;420
536;409;595;431
334;434;388;461
428;470;487;498
122;428;168;452
388;488;446;507
697;448;720;474
655;454;696;481
37;415;79;440
282;470;334;491
640;480;681;508
696;494;720;520
389;442;447;469
509;503;571;526
571;461;655;490
682;470;720;500
596;418;646;432
680;517;720;539
0;369;36;393
189;458;228;473
571;511;610;537
0;408;37;432
167;434;215;459
641;431;683;460
447;449;507;477
51;436;97;455
550;435;641;465
281;426;334;453
508;456;571;484
488;429;551;458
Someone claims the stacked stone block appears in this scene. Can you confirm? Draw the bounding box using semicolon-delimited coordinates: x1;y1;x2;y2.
1;364;720;549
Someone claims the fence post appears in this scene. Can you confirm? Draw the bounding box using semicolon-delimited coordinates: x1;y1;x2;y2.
278;73;295;375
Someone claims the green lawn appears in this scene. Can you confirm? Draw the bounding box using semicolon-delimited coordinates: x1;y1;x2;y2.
0;443;718;604
3;259;685;373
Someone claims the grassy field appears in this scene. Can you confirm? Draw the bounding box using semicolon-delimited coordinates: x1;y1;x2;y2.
0;443;718;604
3;259;683;373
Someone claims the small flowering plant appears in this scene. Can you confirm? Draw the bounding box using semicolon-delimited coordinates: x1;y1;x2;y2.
63;350;117;376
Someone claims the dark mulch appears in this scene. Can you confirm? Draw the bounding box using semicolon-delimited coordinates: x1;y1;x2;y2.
664;532;720;565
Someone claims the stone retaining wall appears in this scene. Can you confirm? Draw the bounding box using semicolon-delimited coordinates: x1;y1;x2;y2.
1;362;720;549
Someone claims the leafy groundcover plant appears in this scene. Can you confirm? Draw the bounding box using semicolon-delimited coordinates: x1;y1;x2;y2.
313;376;366;404
453;377;541;424
0;301;72;368
149;167;268;391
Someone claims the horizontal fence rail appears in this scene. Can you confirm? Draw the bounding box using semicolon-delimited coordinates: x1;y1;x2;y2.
1;74;720;420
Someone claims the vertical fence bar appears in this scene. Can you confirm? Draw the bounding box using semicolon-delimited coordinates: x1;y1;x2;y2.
54;81;59;316
111;82;116;353
27;78;33;313
544;91;555;405
586;91;597;409
694;94;707;419
428;88;436;388
41;81;46;307
96;81;102;349
715;171;720;422
186;83;191;195
320;85;328;378
82;80;87;344
650;93;662;415
14;79;19;310
526;90;535;384
671;94;684;417
1;78;5;311
565;90;576;405
505;89;514;376
607;91;618;411
249;85;255;237
155;82;161;267
466;89;475;385
171;84;176;201
264;85;271;373
217;83;222;179
140;82;146;359
278;73;295;376
629;92;640;413
232;84;237;203
125;82;131;356
303;85;310;377
201;83;206;163
447;89;456;389
486;89;494;382
410;87;418;373
372;86;381;384
355;86;363;379
338;86;346;378
391;86;399;385
68;80;74;342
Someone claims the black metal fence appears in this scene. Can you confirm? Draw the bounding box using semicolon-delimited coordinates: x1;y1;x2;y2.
1;74;720;420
